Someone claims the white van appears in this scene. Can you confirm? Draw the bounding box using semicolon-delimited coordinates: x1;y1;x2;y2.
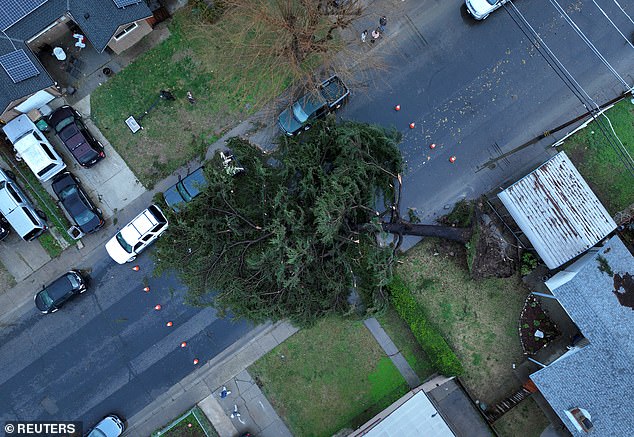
2;115;66;182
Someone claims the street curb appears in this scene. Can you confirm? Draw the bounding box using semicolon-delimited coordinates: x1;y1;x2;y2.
123;320;298;436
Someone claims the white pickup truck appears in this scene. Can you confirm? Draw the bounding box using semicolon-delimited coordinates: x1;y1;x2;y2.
2;114;66;182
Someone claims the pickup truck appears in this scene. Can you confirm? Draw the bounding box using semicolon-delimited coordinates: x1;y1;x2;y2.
278;75;350;136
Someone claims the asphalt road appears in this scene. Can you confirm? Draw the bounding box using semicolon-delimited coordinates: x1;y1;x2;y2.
0;251;252;431
342;0;634;227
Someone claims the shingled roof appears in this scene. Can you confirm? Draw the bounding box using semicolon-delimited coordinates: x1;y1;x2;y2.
0;0;151;113
497;151;616;269
531;235;634;436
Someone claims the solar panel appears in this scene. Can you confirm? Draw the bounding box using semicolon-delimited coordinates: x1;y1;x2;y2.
0;0;48;31
0;49;40;83
112;0;142;8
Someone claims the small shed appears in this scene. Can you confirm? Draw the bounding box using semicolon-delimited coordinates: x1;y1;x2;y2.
497;151;615;269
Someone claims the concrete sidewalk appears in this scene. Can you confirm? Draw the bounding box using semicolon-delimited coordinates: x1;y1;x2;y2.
123;321;298;437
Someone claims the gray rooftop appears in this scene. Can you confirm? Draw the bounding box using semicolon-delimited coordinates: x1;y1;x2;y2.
0;0;151;113
498;151;616;269
531;235;634;436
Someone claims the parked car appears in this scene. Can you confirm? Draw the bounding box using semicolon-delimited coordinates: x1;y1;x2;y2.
2;114;66;182
105;204;168;264
0;167;47;241
163;166;207;213
278;75;350;136
0;215;10;240
34;270;86;314
465;0;509;20
163;151;243;212
48;105;105;167
52;172;104;234
85;414;125;437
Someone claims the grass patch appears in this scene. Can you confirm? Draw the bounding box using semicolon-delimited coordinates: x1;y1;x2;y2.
38;233;63;258
375;305;435;378
249;316;408;437
561;99;634;213
0;261;16;293
493;397;551;437
91;7;291;187
397;239;531;402
152;407;217;437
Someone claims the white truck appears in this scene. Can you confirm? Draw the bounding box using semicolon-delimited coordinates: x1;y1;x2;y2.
2;114;66;182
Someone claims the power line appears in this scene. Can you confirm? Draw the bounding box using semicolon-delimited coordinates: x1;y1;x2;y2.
610;0;634;25
591;0;634;50
501;1;634;178
548;0;631;90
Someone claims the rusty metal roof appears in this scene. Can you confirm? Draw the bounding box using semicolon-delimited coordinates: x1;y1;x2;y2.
498;151;616;269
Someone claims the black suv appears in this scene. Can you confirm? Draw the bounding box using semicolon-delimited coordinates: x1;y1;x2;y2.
34;270;87;314
48;106;105;167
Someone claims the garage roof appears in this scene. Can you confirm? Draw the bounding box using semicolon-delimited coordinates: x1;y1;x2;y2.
497;151;615;269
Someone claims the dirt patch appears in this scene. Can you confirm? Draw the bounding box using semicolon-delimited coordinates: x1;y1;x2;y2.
470;210;518;279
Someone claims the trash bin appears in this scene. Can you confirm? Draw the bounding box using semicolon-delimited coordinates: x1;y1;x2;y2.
35;118;50;132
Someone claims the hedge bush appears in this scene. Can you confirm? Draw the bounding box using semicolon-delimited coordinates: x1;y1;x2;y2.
388;276;464;376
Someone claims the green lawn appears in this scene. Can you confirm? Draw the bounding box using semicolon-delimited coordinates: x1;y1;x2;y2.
91;7;291;187
396;238;550;437
561;99;634;213
249;316;410;437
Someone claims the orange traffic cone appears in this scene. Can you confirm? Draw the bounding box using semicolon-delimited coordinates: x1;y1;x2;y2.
193;358;199;365
409;122;415;129
166;321;173;327
180;341;187;348
154;304;162;311
132;265;140;271
429;143;436;149
449;156;456;163
143;286;150;292
395;104;401;111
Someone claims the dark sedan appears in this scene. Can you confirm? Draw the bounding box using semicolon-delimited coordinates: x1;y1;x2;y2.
48;105;105;167
52;172;104;234
34;270;87;314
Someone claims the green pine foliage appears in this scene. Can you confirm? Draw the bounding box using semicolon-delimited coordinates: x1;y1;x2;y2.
153;119;402;326
387;276;464;376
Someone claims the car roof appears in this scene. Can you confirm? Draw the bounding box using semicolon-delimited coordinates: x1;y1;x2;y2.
181;167;207;198
120;206;165;243
43;274;72;301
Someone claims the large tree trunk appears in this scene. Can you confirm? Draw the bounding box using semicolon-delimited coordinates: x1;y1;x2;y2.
382;222;472;243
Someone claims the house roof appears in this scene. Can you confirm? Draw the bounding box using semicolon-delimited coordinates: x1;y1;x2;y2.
497;151;616;269
0;0;151;114
531;235;634;436
353;390;456;437
0;38;54;114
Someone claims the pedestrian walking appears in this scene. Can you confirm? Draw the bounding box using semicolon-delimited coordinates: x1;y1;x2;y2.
361;29;368;43
371;28;381;43
379;15;387;32
187;91;196;105
230;405;241;419
220;386;231;399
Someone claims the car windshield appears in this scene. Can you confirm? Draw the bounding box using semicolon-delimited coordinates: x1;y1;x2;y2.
59;184;77;200
38;289;54;307
486;0;498;4
55;116;74;133
67;273;80;288
74;208;96;226
176;182;192;202
115;232;133;253
292;102;309;123
87;429;107;437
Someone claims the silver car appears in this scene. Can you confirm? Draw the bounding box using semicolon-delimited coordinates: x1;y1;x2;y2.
465;0;509;20
86;415;125;437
